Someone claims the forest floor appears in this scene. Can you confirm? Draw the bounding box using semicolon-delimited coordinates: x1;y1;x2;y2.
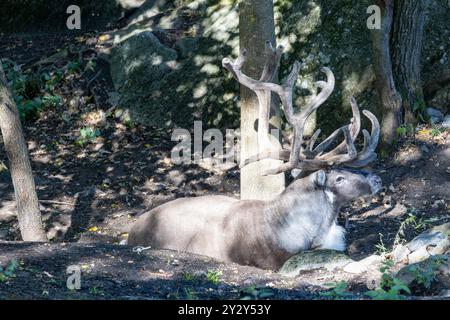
0;33;449;300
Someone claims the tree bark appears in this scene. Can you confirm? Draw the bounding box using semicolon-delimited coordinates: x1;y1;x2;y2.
371;0;403;146
238;0;285;200
391;0;431;123
0;64;47;241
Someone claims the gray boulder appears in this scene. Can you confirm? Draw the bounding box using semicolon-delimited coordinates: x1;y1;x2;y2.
406;223;450;254
442;115;450;128
427;107;444;124
110;30;177;91
0;201;16;223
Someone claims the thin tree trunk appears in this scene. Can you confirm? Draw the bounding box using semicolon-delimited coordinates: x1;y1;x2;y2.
238;0;285;200
391;0;430;123
0;64;47;241
371;0;403;146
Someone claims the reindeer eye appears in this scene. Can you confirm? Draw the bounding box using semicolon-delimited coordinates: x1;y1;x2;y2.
336;176;345;183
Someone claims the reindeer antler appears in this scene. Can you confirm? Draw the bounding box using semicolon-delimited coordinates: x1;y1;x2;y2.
223;43;380;176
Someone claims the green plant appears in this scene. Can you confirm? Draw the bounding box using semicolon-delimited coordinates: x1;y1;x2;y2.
396;124;415;137
319;281;352;299
89;286;105;296
76;127;101;146
365;259;411;300
0;259;19;282
1;59;62;121
430;125;444;138
182;272;196;282
407;255;446;289
374;233;388;255
365;277;411;300
184;287;198;300
394;211;429;246
412;97;427;123
67;60;82;75
206;269;223;285
240;286;274;300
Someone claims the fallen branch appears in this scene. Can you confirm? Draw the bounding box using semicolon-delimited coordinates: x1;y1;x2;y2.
39;200;75;207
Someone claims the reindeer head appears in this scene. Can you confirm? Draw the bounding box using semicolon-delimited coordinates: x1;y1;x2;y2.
307;169;382;207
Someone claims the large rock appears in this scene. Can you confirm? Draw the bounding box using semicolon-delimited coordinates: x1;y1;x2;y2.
279;250;353;277
406;223;450;260
109;0;239;128
442;115;450;128
0;201;16;223
389;223;450;265
110;30;178;91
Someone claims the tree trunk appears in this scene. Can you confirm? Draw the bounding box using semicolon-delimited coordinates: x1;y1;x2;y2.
0;64;47;241
238;0;285;200
371;0;403;146
391;0;431;123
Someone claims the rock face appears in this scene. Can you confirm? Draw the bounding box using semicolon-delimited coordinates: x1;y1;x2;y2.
109;0;239;128
278;250;353;277
107;0;449;130
110;30;179;116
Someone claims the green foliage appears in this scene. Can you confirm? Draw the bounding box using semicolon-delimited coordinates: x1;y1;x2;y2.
206;269;223;285
0;259;19;282
319;281;353;299
394;211;429;246
1;59;62;121
76;127;101;146
89;286;105;296
374;233;388;255
182;272;196;282
240;286;274;300
67;60;82;75
412;93;427;123
183;287;198;300
430;125;444;137
365;259;411;300
406;255;446;290
365;277;411;300
396;124;415;137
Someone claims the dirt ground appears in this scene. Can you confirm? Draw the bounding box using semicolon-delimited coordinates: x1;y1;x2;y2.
0;32;449;300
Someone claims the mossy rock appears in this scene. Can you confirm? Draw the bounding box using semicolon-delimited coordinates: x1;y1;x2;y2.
279;250;353;277
109;0;240;129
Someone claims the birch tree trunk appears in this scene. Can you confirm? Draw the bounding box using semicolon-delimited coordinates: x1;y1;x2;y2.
238;0;285;200
0;64;47;241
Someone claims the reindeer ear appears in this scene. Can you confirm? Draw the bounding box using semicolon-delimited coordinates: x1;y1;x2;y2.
313;170;327;187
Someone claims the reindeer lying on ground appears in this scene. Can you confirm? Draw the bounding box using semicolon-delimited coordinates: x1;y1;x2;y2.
128;42;383;270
